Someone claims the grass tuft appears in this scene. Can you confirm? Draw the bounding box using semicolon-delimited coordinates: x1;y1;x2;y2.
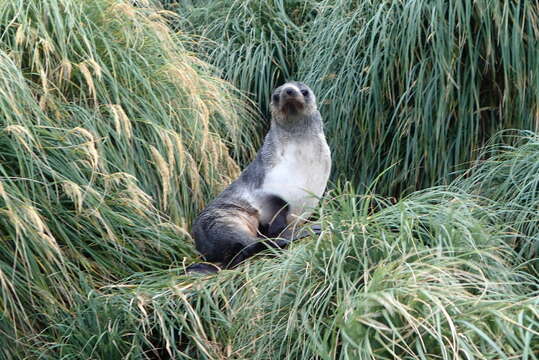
455;131;539;277
169;0;318;121
299;0;539;195
168;0;539;195
0;0;256;355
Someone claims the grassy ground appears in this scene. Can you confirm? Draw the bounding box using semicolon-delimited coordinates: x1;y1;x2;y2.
0;0;537;359
30;185;539;359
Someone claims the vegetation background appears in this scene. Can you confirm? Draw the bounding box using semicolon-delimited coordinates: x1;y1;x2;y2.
0;0;537;358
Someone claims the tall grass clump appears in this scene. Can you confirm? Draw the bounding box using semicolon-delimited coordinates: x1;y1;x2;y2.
166;0;539;195
297;0;539;195
456;131;539;277
0;0;256;356
35;187;539;359
169;0;317;120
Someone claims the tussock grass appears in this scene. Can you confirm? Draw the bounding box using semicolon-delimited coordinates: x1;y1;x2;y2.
169;0;317;119
1;0;539;358
299;0;539;196
456;131;539;276
0;0;255;355
34;187;539;359
169;0;539;195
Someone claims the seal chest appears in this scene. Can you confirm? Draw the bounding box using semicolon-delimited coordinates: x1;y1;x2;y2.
262;134;331;221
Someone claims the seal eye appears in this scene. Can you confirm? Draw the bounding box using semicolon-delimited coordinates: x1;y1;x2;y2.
272;93;279;103
301;89;309;97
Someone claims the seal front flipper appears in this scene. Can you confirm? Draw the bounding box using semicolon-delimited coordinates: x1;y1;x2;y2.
256;194;290;238
227;238;290;268
185;262;221;275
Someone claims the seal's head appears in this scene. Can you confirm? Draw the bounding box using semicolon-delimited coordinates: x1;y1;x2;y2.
270;82;317;121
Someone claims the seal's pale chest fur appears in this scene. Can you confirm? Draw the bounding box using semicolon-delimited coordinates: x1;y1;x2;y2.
262;133;331;220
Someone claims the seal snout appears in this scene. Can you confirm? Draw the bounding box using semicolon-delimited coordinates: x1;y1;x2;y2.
281;84;302;100
279;84;305;113
284;87;299;97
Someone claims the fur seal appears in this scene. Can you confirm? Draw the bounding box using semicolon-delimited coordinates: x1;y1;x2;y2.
191;81;331;269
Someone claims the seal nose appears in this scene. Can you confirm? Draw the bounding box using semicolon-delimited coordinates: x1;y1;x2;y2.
283;86;299;97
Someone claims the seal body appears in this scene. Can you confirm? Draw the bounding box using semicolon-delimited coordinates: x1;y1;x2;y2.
192;81;331;268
